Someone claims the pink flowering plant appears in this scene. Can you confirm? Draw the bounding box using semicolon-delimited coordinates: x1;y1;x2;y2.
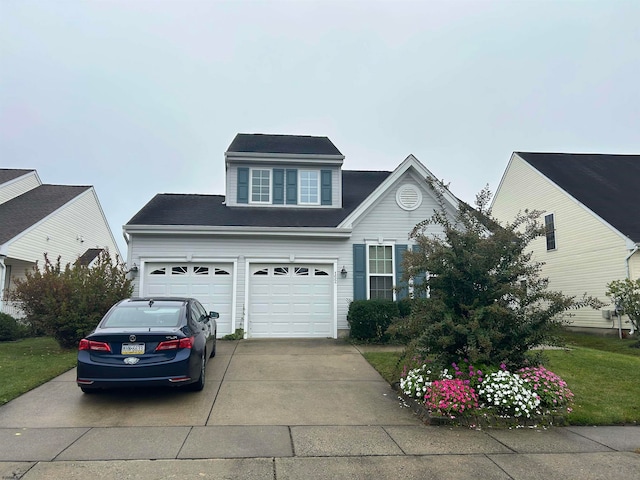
517;366;574;411
424;378;479;417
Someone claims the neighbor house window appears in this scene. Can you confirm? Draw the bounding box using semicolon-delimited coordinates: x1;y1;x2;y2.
368;245;394;300
299;170;319;204
251;169;270;203
544;213;556;251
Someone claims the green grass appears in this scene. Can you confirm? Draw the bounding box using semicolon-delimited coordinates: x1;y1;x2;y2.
364;332;640;425
0;337;77;406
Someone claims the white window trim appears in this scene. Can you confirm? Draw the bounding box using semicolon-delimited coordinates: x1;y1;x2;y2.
250;168;272;204
366;242;396;301
298;169;320;205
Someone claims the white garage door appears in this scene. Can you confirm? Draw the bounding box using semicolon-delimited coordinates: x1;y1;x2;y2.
249;264;334;338
143;263;233;337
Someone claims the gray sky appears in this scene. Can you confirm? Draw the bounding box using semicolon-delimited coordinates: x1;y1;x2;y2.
2;0;639;257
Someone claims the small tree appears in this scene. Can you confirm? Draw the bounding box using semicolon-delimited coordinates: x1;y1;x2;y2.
606;278;640;339
398;183;601;368
10;251;133;349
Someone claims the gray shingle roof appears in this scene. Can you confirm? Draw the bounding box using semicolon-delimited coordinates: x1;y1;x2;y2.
127;170;390;228
227;134;343;156
0;168;35;184
0;185;92;244
517;152;640;243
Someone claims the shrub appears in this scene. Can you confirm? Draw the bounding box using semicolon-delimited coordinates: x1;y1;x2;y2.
425;378;479;417
0;313;29;341
10;252;133;349
347;300;399;342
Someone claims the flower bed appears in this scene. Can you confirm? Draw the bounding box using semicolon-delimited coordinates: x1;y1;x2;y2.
396;360;573;428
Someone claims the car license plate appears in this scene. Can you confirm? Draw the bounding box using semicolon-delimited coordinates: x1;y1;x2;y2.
121;343;145;355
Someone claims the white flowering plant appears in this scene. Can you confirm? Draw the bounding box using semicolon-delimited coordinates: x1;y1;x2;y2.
400;363;453;399
477;370;540;418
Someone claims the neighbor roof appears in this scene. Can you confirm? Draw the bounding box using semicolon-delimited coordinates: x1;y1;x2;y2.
126;170;390;228
517;152;640;243
0;168;35;184
227;133;343;156
0;184;92;244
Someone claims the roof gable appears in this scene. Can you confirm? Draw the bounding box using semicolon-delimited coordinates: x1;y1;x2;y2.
0;169;36;185
0;184;92;244
516;152;640;243
226;133;343;156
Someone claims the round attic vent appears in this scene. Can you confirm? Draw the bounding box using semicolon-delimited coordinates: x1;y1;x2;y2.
396;185;422;211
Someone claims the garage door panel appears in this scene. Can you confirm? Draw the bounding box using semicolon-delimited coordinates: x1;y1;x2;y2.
144;263;233;337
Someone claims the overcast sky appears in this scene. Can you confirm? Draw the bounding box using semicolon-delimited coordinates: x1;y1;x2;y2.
2;0;639;257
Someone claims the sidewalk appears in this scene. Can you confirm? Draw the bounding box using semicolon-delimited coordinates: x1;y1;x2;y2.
0;339;638;479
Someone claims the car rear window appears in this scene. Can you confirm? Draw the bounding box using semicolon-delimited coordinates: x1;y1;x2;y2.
102;306;182;328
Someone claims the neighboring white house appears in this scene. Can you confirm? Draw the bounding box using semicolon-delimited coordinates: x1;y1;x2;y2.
0;169;122;317
492;152;640;333
124;133;459;339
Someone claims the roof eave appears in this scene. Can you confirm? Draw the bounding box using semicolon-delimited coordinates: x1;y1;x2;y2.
225;151;345;165
123;224;352;238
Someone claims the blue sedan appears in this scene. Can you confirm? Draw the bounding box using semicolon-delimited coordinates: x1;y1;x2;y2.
77;297;218;393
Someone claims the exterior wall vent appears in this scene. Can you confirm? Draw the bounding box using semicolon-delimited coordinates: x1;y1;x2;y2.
396;185;422;211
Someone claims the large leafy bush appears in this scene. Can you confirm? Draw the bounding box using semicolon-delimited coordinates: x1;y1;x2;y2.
398;184;601;368
10;252;133;349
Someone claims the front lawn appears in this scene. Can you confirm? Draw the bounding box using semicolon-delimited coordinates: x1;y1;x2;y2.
363;334;640;425
0;337;77;406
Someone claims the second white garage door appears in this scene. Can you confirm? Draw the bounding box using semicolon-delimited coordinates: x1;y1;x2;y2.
248;264;334;338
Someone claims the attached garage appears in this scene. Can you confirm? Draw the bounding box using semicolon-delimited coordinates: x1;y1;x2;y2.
248;263;335;338
143;263;234;337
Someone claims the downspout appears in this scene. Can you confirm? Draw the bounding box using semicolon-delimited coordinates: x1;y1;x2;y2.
624;244;639;335
0;245;7;314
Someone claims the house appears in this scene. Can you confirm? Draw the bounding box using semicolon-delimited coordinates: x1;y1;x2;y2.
491;152;640;332
0;169;122;317
124;133;459;338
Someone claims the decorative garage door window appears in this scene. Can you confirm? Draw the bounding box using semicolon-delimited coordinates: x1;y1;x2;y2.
252;266;330;277
172;266;188;275
150;267;167;275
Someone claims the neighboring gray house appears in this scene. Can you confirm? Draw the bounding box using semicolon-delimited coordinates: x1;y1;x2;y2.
0;169;122;317
492;152;640;333
124;134;459;338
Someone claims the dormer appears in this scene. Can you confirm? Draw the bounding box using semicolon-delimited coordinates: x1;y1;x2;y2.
224;134;345;208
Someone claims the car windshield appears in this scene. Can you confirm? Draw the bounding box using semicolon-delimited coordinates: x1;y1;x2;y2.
102;305;182;328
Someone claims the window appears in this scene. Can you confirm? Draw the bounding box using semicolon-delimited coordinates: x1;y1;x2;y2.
544;213;556;251
171;266;188;275
295;267;309;276
299;170;319;204
194;266;209;275
251;169;270;203
368;245;394;300
274;267;289;276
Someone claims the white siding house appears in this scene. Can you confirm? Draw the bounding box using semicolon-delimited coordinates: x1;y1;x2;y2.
124;134;459;338
492;152;640;332
0;169;122;317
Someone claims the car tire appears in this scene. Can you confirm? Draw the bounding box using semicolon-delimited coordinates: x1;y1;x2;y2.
80;386;97;394
210;334;216;358
190;354;206;391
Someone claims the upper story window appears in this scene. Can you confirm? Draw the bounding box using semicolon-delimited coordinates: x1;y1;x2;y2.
251;169;270;203
299;170;319;204
544;213;556;251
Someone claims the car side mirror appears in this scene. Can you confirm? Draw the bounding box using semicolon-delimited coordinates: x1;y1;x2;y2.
209;311;220;319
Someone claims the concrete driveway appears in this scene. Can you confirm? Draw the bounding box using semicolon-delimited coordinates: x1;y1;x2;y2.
0;339;638;479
